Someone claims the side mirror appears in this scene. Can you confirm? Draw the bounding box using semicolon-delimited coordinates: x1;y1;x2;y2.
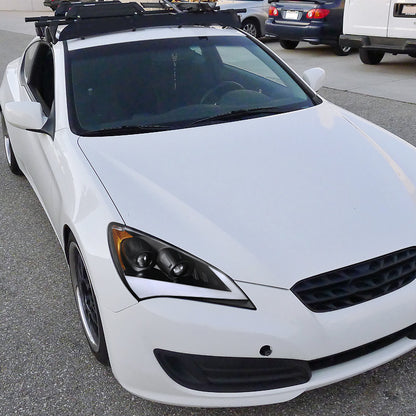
4;101;46;131
302;67;325;92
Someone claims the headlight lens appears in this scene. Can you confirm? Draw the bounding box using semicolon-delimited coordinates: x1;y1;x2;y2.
109;223;254;308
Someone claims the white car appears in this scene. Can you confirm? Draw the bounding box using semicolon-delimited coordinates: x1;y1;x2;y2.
2;0;416;408
216;0;269;38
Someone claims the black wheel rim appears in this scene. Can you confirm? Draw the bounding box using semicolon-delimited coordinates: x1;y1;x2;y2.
71;245;100;351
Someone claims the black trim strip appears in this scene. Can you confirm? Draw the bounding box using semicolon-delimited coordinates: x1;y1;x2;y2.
311;322;416;370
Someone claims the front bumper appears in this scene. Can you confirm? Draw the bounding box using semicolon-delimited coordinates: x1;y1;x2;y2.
101;279;416;407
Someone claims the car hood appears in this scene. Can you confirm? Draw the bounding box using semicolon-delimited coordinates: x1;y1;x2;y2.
78;102;416;289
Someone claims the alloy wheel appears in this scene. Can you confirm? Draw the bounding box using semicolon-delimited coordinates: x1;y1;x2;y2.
72;245;100;352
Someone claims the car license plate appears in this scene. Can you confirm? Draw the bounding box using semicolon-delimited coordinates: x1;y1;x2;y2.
285;10;299;20
402;4;416;15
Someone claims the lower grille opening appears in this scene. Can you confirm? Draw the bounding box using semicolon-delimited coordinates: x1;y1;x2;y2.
155;323;416;393
154;349;311;393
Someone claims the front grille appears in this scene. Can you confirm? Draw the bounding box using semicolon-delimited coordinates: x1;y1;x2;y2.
291;247;416;312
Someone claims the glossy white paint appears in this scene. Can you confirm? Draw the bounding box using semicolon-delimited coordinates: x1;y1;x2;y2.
79;102;416;290
4;101;45;130
103;282;416;406
2;25;416;407
0;39;136;313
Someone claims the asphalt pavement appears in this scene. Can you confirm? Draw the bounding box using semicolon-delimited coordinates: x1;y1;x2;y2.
1;11;416;416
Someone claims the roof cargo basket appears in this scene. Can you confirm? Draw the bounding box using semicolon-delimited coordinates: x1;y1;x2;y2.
62;1;144;18
25;0;244;44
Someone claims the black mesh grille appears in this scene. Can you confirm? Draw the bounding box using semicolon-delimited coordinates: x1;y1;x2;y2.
291;247;416;312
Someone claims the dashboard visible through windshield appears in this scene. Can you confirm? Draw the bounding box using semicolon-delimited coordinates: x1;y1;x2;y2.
66;35;317;136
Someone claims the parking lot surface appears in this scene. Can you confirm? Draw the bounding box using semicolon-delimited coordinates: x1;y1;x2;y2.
266;40;416;105
1;10;416;416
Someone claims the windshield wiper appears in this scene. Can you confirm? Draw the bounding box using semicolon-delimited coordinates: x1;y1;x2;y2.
82;124;170;137
187;107;284;128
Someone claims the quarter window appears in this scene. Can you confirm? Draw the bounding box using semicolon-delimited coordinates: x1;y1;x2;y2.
22;42;55;115
23;42;39;82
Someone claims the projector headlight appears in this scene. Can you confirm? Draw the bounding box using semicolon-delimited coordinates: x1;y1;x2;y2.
109;223;254;309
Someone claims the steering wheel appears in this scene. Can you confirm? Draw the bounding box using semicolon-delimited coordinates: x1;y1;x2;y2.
200;81;244;104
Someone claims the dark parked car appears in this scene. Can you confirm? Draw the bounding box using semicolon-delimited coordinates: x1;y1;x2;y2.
265;0;351;56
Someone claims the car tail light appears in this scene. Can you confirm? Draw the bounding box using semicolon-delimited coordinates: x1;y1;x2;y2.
306;8;330;19
269;6;279;17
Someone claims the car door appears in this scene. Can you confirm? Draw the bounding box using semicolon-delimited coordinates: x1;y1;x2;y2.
387;0;416;38
17;41;60;222
343;0;391;37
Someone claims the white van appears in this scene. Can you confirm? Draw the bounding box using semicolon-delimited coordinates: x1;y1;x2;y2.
340;0;416;64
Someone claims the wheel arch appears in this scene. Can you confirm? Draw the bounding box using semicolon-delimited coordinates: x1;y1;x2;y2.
242;16;259;24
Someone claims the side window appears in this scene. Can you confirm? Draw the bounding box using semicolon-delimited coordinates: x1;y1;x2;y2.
22;42;55;115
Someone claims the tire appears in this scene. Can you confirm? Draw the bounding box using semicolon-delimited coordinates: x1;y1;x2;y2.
68;235;109;365
1;111;23;175
409;52;416;58
280;40;299;50
241;18;260;38
359;48;384;65
332;39;352;56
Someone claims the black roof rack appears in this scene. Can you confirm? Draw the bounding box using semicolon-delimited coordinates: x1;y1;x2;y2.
25;0;245;44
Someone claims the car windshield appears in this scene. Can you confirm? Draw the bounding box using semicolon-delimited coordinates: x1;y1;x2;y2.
66;35;317;136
